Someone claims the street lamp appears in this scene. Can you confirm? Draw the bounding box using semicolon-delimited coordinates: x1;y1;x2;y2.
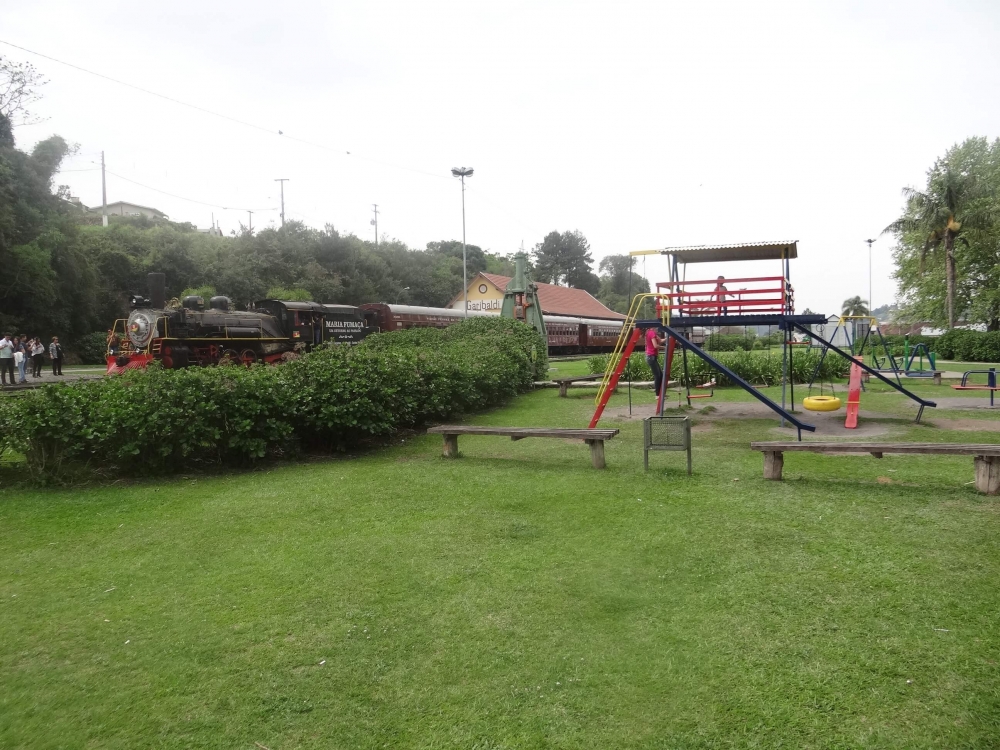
395;286;410;304
451;167;474;316
864;238;876;318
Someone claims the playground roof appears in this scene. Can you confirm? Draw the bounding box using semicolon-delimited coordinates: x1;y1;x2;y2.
629;241;798;263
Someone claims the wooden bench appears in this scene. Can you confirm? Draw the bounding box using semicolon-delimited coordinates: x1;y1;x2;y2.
427;425;620;469
551;374;604;397
750;441;1000;495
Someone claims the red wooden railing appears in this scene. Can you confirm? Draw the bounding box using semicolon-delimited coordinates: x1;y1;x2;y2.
654;276;794;316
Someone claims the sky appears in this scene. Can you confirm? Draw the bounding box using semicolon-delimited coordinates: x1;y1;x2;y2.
3;0;999;316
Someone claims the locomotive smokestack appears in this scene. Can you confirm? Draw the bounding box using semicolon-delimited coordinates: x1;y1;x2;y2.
148;273;166;309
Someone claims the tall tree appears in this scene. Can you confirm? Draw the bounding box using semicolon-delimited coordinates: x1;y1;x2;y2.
532;230;599;293
0;55;47;125
885;139;998;329
841;296;869;316
596;253;651;314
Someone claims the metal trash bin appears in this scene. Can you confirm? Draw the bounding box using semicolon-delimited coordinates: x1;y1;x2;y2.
643;416;692;474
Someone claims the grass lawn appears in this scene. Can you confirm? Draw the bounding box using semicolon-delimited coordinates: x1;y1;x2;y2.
2;384;1000;748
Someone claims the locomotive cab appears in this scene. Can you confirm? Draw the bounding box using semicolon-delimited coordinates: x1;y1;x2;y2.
255;300;327;348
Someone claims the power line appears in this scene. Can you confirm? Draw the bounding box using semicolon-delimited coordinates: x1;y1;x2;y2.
0;38;451;182
104;168;276;212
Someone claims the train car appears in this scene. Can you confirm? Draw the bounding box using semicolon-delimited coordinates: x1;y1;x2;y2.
359;303;625;353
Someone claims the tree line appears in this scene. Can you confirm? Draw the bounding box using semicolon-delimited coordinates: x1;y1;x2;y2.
0;113;650;354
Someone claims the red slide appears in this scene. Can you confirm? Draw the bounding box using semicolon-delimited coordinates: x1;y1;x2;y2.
844;359;863;429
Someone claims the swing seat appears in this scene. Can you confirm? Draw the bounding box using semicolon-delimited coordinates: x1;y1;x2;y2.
688;393;713;399
803;395;842;412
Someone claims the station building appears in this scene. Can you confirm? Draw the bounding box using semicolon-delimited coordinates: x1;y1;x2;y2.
448;272;625;320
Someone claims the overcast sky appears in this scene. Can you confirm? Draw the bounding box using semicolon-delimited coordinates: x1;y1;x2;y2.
4;0;999;315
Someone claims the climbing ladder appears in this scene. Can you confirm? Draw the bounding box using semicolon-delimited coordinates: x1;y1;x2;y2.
590;294;669;429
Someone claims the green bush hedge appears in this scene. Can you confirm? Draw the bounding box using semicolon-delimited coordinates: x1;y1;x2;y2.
0;317;546;480
588;347;850;387
934;329;1000;362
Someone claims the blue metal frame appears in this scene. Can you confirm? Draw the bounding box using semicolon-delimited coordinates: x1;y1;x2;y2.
660;323;815;439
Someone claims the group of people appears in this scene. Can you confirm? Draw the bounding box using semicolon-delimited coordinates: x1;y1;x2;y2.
0;334;64;386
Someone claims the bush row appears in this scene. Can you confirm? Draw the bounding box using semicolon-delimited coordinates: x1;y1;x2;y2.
587;347;850;387
0;317;546;480
933;329;1000;362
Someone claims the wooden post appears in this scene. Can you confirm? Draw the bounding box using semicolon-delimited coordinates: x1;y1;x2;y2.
442;434;459;458
558;382;569;397
587;439;606;469
763;451;784;480
974;455;1000;495
933;372;942;386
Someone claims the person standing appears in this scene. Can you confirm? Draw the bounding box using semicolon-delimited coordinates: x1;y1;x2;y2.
645;326;666;395
31;338;44;377
0;334;13;386
714;276;729;316
49;336;64;376
13;337;27;383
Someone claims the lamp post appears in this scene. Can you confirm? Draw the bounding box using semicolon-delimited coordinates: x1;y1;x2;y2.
451;167;474;316
864;238;876;318
395;286;410;304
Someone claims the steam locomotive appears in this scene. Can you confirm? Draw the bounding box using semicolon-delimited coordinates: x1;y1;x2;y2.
106;274;371;374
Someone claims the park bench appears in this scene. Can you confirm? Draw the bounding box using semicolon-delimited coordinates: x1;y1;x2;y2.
749;441;1000;495
427;425;620;469
551;374;604;397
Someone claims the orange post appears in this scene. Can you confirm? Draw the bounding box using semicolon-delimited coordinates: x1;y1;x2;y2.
845;359;863;429
589;327;642;428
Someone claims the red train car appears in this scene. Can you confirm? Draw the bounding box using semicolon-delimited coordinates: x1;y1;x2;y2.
359;303;624;354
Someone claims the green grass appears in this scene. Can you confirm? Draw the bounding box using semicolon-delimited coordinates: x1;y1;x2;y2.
2;386;1000;748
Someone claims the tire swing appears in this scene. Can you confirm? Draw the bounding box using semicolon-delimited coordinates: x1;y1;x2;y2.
803;395;842;411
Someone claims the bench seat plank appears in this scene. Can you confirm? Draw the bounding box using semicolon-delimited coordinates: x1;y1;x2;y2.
750;441;1000;456
428;425;619;469
750;441;1000;494
429;426;619;440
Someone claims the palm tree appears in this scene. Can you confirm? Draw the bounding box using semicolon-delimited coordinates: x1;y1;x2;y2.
883;165;992;329
841;296;869;317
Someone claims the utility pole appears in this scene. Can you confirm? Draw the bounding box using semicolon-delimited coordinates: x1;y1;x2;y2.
371;204;379;246
451;167;474;316
865;238;876;317
247;210;254;235
274;178;289;227
101;151;108;227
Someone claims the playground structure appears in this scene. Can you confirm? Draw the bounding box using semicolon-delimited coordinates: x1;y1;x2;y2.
590;242;937;439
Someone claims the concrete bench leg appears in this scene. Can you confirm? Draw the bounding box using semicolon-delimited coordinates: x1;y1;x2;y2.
974;455;1000;495
587;439;606;469
763;451;784;480
442;434;459;458
558;383;568;397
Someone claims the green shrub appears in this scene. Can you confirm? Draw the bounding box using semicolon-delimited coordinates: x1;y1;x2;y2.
588;346;849;386
936;329;1000;362
0;318;545;480
74;331;110;365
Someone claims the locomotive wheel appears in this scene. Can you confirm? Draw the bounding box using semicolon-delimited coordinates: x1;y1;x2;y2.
240;349;258;366
220;348;240;365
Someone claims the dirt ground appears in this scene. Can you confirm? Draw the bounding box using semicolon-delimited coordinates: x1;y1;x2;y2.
604;401;898;438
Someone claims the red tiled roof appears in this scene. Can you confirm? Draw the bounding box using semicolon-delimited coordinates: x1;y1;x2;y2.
478;273;625;320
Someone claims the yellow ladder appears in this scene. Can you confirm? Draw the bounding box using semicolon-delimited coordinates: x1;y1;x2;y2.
595;293;671;404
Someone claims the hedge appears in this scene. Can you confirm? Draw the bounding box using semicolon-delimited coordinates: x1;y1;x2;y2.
934;329;1000;362
0;317;546;480
587;347;850;387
